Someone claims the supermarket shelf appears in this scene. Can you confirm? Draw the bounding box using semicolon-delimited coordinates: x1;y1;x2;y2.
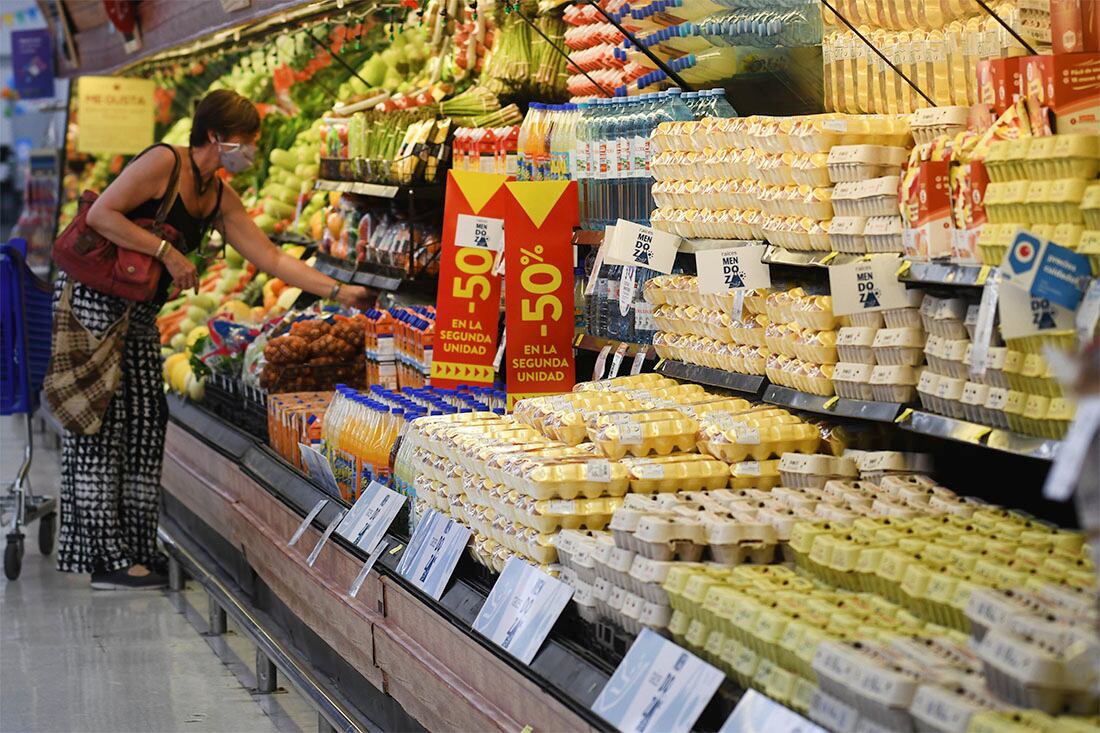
898;410;1061;461
900;260;990;287
312;253;421;292
573;230;605;247
574;333;657;361
656;360;766;396
271;232;315;247
314;179;400;198
680;238;764;254
762;246;862;268
763;385;904;423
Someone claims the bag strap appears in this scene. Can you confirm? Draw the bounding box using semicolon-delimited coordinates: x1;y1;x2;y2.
127;143;182;225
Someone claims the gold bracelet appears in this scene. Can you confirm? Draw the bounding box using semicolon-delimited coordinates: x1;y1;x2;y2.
155;239;170;261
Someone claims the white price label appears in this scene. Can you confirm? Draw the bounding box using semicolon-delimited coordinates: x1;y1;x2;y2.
455;214;504;251
630;350;647;375
287;499;328;547
593;344;613;381
396;509;472;600
587;459;612;482
592;628;724;733
619;265;637;317
634;301;656;332
734;424;760;445
695;245;771;294
605;219;681;274
472;557;574;665
619;422;644;445
335;480;407;554
829;255;911;316
609;342;629;379
349;539;389;598
307;509;347;567
632;462;666;480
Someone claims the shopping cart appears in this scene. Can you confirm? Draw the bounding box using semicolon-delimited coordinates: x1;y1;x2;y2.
1;238;57;580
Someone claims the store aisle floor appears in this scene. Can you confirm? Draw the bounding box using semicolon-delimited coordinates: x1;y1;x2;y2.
1;416;314;733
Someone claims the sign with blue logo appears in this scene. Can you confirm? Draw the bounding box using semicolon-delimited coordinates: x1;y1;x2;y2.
395;509;471;600
592;628;724;733
472;557;572;665
335;480;406;554
1004;231;1091;311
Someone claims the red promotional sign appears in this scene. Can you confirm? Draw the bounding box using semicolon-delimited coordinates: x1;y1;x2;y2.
502;181;579;408
431;170;510;388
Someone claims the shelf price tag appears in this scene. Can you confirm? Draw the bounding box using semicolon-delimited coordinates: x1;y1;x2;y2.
335;480;406;555
307;509;347;567
695;244;771;294
298;443;342;499
472;556;573;665
502;181;579;408
591;628;724;733
720;690;827;733
605;219;681;274
608;342;629;379
828;254;910;316
395;509;472;601
433;171;511;389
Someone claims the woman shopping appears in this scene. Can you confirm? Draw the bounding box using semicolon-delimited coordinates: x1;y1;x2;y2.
48;90;373;589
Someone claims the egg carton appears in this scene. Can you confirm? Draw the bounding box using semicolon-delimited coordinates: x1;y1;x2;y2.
496;454;633;500
832;176;901;218
864;215;905;254
621;454;732;493
870;364;921;403
812;641;921;733
779;453;859;490
872;328;927;367
827;145;909;184
833;362;876;401
910;107;969;147
729;459;782;490
698;414;821;463
587;413;701;459
766;357;836;397
920;295;971;339
844;310;886;329
837;326;879;365
924;337;970;380
830;215;869;253
976;626;1100;715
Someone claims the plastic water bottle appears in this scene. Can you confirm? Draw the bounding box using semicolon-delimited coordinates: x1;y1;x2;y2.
706;88;738;117
575;101;592;226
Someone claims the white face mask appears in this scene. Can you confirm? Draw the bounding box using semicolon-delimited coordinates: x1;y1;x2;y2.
217;139;256;173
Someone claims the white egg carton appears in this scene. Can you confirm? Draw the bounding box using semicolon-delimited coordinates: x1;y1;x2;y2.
925;337;970;379
826;145;909;184
828;215;868;253
863;215;905;254
920;295;971;339
844;310;886;328
778;453;859;489
812;641;921;733
833;362;875;401
910;106;969;146
870;364;922;403
872;328;926;367
960;381;992;424
837;326;879;364
831;176;901;218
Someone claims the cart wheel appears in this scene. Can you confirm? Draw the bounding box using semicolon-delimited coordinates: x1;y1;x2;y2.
38;513;56;556
4;535;24;581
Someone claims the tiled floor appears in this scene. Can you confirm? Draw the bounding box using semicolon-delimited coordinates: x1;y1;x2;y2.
1;415;315;732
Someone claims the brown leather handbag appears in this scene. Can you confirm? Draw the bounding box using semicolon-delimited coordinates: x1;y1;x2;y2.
52;144;182;302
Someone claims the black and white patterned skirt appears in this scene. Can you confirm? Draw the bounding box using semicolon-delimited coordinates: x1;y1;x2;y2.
53;275;167;574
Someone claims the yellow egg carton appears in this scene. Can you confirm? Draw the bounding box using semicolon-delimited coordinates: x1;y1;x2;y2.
698;407;821;462
779;453;859;489
615;453;730;493
730;459;782;490
501;452;632;500
793;328;840;365
586;410;700;459
985;138;1031;183
1082;182;1100;231
462;505;558;565
766;355;836;396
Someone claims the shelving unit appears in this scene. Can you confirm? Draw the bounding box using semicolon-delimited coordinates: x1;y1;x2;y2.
761;246;862;268
898;260;990;288
763;385;904;423
573;333;658;361
655;360;766;396
898;409;1061;461
314;179;401;198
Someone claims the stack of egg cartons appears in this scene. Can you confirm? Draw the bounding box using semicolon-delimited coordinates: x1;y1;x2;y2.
827;143;911;255
649;114;911;250
832;289;929;403
762;287;841;396
980;134;1100;267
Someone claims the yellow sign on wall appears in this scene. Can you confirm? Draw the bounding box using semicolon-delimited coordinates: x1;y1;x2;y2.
76;76;155;155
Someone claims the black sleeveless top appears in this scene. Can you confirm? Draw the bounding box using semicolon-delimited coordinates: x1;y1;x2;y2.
128;144;223;304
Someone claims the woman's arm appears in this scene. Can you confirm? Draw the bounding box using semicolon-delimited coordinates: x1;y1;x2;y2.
218;186;374;308
85;145;199;290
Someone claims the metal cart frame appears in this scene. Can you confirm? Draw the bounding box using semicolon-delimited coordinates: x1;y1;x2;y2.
1;239;58;580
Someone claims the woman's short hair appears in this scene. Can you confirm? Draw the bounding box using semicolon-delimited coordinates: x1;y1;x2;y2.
189;89;260;147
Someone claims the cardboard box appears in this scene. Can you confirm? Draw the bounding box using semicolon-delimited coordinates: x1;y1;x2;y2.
990;57;1026;115
903;160;953;260
1041;52;1100;133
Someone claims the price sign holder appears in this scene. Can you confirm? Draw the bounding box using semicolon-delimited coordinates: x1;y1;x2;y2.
349;539;390;599
288;499;328;547
591;628;724;733
335;480;406;554
307;509;347;567
433;170;511;389
395;509;473;600
501;181;579;408
472;556;573;665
